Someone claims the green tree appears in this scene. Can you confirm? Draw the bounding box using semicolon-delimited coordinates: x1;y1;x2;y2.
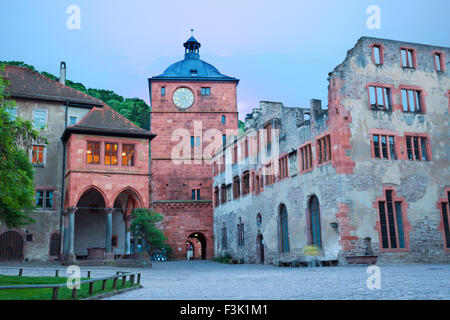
0;65;46;228
130;208;172;258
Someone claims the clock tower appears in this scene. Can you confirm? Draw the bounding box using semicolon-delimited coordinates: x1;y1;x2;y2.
148;34;239;260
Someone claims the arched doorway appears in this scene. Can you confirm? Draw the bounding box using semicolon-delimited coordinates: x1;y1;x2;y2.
74;188;108;259
256;232;264;264
113;188;141;256
187;232;207;260
309;196;322;249
0;231;24;261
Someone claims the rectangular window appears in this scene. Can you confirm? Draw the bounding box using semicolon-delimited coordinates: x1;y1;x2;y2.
300;144;313;172
401;48;415;68
317;135;332;164
35;190;53;209
122;144;135;166
32;145;45;166
33;110;47;129
233;176;241;199
264;122;272;144
369;86;392;110
191;136;195;148
434;53;443;72
378;190;405;249
161;87;166;96
279;155;289;179
196;136;201;147
242;171;250;195
221;185;227;204
192;189;196;200
401;89;423;113
222;134;226;147
69;116;77;126
372;134;396;160
221;115;226;124
201;87;211;96
373;45;382;65
87;142;100;164
233;144;238;164
405;135;429;161
104;143;118;165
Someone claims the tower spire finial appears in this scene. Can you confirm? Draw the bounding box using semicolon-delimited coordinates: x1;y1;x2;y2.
191;28;194;37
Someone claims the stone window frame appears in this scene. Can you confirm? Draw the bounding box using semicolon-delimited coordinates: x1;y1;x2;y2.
233;175;241;199
299;142;314;173
400;46;418;69
35;187;55;210
214;187;219;207
403;132;432;162
369;43;385;66
399;84;427;114
436;188;450;252
86;141;101;165
278;153;289;180
278;203;290;253
307;195;323;250
31;144;46;167
221;223;228;250
366;83;394;111
241;171;250;196
373;187;411;253
121;144;135;166
431;50;446;73
220;184;227;205
104;142;119;166
316;133;332;166
369;129;398;161
32;109;48;130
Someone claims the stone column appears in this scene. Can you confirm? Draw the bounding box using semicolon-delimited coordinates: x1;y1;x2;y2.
62;211;69;256
105;208;113;253
125;215;131;255
66;207;77;263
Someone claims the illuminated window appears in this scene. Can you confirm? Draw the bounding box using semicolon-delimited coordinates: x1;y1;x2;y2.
86;142;100;164
122;144;135;166
105;143;118;165
32;145;45;166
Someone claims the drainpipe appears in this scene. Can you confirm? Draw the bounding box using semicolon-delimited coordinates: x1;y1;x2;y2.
59;101;69;260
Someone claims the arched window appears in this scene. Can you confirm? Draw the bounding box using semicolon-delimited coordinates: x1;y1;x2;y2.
309;196;322;249
279;204;289;253
256;213;262;228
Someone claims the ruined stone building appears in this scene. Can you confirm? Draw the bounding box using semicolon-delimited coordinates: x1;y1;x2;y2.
212;37;449;265
0;64;155;263
148;35;239;260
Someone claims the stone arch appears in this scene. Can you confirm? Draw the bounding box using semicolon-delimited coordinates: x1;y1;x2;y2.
75;185;108;209
110;186;144;209
308;195;322;249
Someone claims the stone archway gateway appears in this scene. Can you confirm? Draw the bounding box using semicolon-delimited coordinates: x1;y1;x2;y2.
187;232;207;260
0;231;24;261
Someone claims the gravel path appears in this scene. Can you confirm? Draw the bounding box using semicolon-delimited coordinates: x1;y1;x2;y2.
1;260;449;300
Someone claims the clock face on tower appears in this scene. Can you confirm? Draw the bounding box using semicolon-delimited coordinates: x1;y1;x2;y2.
172;87;194;109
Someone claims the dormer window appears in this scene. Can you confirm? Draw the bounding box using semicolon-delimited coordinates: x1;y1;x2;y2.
190;69;198;76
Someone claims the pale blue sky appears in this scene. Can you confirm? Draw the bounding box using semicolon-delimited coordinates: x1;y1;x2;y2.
1;0;449;119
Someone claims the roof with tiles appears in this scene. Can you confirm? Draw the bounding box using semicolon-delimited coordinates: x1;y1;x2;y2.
62;104;155;141
1;65;103;106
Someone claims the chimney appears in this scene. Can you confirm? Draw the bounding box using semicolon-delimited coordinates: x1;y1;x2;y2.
59;61;66;85
310;99;322;123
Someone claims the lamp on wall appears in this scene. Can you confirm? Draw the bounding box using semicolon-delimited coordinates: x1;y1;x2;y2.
330;222;338;229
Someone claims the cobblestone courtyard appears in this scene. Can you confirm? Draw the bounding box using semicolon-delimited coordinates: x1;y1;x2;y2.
1;261;449;300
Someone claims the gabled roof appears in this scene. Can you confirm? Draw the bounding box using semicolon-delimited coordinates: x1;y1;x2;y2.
62;104;155;141
1;65;103;106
